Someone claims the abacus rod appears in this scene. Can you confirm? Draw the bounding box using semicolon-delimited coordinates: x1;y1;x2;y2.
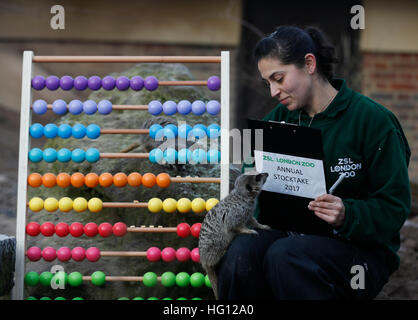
127;227;177;233
100;251;147;257
82;276;148;282
100;153;149;159
33;56;221;63
102;202;148;208
100;129;150;134
44;104;149;110
170;177;221;183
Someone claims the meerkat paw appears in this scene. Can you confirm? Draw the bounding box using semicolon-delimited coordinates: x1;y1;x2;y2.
236;227;259;235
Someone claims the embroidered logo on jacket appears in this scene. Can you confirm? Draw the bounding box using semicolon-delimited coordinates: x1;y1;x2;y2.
330;157;362;177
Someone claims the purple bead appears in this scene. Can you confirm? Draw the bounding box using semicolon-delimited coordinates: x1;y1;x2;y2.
68;100;84;115
206;100;221;115
162;101;177;115
207;76;221;91
130;76;144;91
88;76;102;90
31;76;45;90
144;76;159;91
83;100;97;115
177;100;192;115
116;76;130;91
191;100;206;115
148;100;163;115
97;100;112;115
60;75;74;90
74;76;88;90
102;76;116;90
45;76;60;90
32;99;48;115
52;99;67;115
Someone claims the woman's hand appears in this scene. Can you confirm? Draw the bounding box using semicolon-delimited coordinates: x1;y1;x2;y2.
308;194;345;228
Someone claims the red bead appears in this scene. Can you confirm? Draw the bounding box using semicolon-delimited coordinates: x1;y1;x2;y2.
112;222;127;237
161;247;176;262
84;222;98;237
176;247;191;262
190;247;200;263
146;247;161;262
69;222;84;237
27;246;42;261
56;247;71;262
71;247;85;261
190;223;201;238
26;222;41;236
176;223;191;238
40;222;55;237
85;247;101;262
98;222;113;237
55;222;69;237
42;247;57;261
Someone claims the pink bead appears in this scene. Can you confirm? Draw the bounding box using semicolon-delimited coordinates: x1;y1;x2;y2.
190;247;200;263
42;247;57;262
57;247;72;262
27;246;42;261
71;247;86;261
86;247;101;262
146;247;161;262
161;247;176;262
176;247;191;262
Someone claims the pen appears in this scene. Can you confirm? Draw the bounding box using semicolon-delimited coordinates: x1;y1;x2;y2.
328;173;345;195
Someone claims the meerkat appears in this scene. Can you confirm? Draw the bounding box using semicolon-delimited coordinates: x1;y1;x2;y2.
198;171;271;299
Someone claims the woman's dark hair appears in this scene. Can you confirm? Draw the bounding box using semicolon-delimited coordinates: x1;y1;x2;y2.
254;25;338;81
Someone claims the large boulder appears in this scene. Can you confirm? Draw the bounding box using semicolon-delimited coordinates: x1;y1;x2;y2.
26;63;239;300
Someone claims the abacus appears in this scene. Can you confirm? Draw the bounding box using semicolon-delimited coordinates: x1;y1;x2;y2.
13;52;230;300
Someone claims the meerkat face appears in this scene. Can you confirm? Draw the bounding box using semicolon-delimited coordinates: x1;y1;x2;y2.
234;172;269;197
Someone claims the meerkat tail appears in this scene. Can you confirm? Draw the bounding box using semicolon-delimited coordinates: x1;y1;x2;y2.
206;267;219;300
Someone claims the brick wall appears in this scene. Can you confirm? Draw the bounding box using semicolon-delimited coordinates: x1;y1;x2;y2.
362;51;418;186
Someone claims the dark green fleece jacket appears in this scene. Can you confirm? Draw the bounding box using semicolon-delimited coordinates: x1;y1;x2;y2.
243;79;411;272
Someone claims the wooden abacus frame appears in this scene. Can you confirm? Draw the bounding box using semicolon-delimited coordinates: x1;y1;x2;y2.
13;52;230;300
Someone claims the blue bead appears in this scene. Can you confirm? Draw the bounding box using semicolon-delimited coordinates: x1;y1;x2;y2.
72;123;86;139
97;100;112;115
178;124;192;139
162;101;177;115
83;100;97;115
148;100;163;115
32;99;48;115
52;99;67;115
148;149;156;163
178;148;192;164
68;100;84;115
192;149;207;164
163;148;178;164
191;100;206;115
71;149;85;163
207;149;221;164
29;123;44;138
207;124;221;139
164;124;178;137
43;123;58;138
86;148;100;163
149;124;163;139
191;124;207;139
58;124;72;139
86;124;101;139
43;148;57;163
157;128;175;140
57;148;72;162
177;100;192;115
153;149;164;164
28;148;43;162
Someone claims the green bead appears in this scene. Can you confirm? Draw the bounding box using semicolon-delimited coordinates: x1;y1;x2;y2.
190;272;205;288
147;297;159;300
192;297;202;300
73;297;84;300
175;272;190;287
177;297;187;300
162;297;173;300
68;272;83;287
132;297;144;300
142;272;158;287
160;271;176;287
51;271;68;288
39;272;53;287
24;272;39;286
40;297;52;300
205;274;212;288
54;297;66;300
26;296;37;300
91;271;106;286
118;297;130;300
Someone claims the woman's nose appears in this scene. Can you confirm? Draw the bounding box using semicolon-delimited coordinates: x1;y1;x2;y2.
270;83;280;98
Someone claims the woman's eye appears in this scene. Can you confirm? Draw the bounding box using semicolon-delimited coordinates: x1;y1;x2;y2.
275;77;283;83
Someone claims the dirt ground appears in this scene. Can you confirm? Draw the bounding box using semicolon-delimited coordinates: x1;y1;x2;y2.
0;105;417;300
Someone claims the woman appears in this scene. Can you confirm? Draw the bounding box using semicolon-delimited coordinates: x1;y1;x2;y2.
217;25;411;300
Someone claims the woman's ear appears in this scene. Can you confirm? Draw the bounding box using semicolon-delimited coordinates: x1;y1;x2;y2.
304;53;317;75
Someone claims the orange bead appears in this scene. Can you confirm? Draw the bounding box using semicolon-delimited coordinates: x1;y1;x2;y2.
127;172;142;187
141;173;156;188
85;173;99;188
99;172;113;187
28;173;42;187
42;173;57;188
56;173;71;188
71;172;85;188
156;173;171;188
113;172;128;187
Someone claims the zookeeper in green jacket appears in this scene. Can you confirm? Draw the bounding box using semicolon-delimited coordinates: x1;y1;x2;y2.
216;25;411;300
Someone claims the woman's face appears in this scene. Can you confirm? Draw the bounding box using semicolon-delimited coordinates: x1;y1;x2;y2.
257;56;313;111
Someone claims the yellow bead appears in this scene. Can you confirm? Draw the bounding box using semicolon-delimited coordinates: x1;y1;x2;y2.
191;198;206;213
177;198;191;213
148;198;163;213
58;197;73;212
44;197;59;212
205;198;219;211
162;198;177;213
73;197;88;212
29;197;44;212
88;197;103;213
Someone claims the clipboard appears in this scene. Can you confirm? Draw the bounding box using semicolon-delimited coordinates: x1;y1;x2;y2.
247;119;333;236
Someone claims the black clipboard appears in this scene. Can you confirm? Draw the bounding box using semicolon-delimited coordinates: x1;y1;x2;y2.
247;119;333;236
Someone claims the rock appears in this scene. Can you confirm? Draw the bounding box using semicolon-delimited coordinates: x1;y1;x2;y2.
0;235;16;296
